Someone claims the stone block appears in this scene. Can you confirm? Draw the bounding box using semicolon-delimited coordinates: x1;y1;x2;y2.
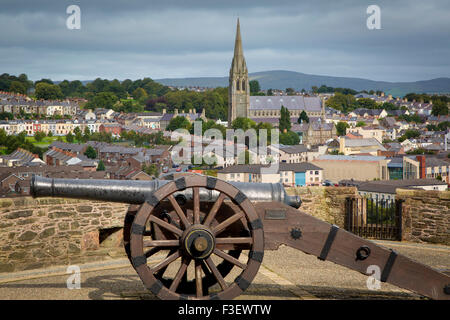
5;210;33;219
0;263;15;273
48;211;75;219
77;205;93;213
18;231;37;241
81;230;99;251
8;251;27;260
39;228;55;239
0;199;13;208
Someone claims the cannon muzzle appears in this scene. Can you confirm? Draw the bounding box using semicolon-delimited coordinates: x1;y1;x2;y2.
29;175;301;208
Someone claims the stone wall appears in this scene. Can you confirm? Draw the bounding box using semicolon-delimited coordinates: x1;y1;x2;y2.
1;186;447;274
397;189;450;245
0;197;129;273
286;186;358;227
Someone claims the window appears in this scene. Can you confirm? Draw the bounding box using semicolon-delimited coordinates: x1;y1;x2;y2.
230;174;235;179
315;171;319;175
310;171;313;174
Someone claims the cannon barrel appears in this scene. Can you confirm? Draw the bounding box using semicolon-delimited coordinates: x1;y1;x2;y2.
29;175;301;208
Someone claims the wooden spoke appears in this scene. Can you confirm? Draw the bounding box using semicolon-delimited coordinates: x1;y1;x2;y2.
213;211;245;235
205;257;228;290
156;249;177;278
193;187;200;224
143;240;180;247
215;237;253;245
195;260;203;298
149;215;183;237
168;194;190;228
213;248;247;269
169;257;191;292
151;250;180;273
203;192;226;227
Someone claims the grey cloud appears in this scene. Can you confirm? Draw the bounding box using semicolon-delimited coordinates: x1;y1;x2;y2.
0;0;449;82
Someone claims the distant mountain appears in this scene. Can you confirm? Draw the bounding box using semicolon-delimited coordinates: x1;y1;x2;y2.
156;70;450;97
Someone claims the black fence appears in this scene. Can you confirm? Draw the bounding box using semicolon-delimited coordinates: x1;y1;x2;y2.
345;197;403;241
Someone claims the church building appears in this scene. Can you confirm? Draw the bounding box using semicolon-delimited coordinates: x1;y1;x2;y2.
228;19;325;127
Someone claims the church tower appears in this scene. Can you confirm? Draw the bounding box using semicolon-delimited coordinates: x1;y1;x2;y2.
228;18;250;126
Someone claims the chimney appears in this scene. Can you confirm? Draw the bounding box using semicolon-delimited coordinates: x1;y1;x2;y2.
174;109;178;116
189;109;192;114
415;155;426;179
162;108;166;114
201;109;206;117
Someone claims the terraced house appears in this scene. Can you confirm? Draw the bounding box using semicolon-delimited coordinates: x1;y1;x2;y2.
217;162;323;186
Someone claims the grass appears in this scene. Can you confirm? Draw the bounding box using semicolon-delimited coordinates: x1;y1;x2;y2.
25;136;68;148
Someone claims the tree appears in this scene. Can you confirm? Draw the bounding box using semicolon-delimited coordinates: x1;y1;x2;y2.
9;81;26;94
83;127;91;141
279;131;300;145
35;82;64;100
86;92;118;109
65;132;74;143
336;122;349;136
267;89;273;96
279;106;291;132
355;98;378;109
325;92;356;112
35;78;54;86
286;88;295;96
249;80;261;95
97;160;105;171
231;117;256;131
84;145;97;159
142;164;159;177
432;100;449;116
167;116;191;131
438;121;450;131
297;110;309;124
356;121;366;127
132;87;148;102
256;122;274;145
73;127;83;142
237;150;253;164
403;129;421;139
34;131;46;142
0;112;13;120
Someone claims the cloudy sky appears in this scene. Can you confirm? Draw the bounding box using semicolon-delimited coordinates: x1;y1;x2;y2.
1;0;449;82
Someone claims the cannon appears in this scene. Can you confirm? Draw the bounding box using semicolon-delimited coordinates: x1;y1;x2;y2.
30;174;450;300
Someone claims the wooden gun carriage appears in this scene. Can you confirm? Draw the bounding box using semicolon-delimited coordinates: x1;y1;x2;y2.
30;174;450;300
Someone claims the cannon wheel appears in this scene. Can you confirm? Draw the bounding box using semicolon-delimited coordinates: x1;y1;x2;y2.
123;206;243;292
129;175;264;300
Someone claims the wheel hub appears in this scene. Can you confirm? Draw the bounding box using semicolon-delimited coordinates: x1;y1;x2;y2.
183;226;215;259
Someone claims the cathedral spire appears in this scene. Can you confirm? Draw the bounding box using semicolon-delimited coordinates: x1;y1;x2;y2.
231;18;247;73
228;18;249;126
234;18;243;59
